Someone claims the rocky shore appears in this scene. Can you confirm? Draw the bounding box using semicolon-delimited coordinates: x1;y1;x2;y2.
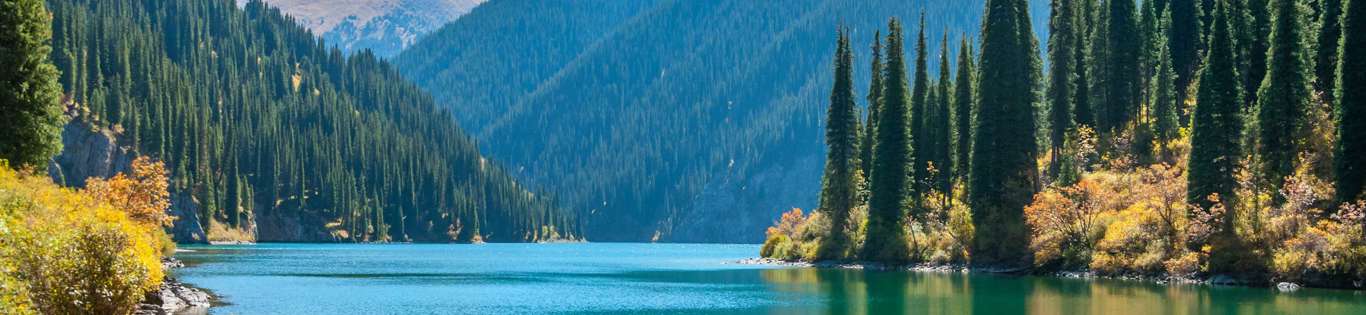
135;258;213;315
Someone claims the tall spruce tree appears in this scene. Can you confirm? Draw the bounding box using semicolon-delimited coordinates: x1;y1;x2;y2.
1228;0;1255;112
817;30;859;259
1193;0;1251;273
1089;0;1112;131
1048;0;1078;179
0;0;66;170
863;32;885;181
1152;8;1181;143
934;34;954;193
1074;0;1096;128
1243;0;1272;108
1188;0;1245;211
970;0;1042;266
1140;0;1161;105
1169;0;1202;109
1255;0;1312;191
953;37;976;182
1105;0;1141;132
910;15;931;200
863;19;912;262
1316;0;1343;104
1337;0;1366;203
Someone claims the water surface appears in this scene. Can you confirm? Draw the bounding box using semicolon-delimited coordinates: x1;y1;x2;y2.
175;243;1366;314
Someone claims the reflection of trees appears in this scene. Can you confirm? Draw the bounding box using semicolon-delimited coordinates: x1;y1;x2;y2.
760;268;976;314
761;267;1366;314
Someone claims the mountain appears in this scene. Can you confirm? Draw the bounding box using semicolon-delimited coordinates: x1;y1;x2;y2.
394;0;1049;243
46;0;575;243
239;0;484;58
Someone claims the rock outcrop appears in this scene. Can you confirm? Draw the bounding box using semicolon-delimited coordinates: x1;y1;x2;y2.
48;115;133;188
136;258;212;315
48;111;208;243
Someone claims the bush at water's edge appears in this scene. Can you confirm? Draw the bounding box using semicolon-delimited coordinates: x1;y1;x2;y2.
0;158;177;314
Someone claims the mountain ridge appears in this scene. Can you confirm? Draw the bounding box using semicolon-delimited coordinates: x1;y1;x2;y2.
398;0;1048;243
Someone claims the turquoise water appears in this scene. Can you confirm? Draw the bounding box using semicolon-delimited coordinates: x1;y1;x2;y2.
175;243;1366;314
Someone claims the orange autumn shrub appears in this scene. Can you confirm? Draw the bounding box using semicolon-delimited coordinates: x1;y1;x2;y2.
85;157;174;228
1027;161;1205;275
1026;179;1107;268
762;208;825;260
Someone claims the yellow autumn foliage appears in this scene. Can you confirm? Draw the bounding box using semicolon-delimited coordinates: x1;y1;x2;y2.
0;157;173;315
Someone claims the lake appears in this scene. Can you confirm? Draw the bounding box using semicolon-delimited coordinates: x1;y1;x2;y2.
175;243;1366;314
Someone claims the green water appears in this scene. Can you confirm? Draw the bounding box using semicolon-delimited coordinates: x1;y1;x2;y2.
174;243;1366;314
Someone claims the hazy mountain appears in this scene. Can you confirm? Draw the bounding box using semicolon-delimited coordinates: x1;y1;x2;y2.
395;0;1049;243
241;0;484;58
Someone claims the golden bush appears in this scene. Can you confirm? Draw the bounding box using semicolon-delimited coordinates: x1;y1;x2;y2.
0;159;172;314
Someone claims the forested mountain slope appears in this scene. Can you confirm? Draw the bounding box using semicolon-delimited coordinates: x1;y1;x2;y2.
239;0;483;58
46;0;575;243
395;0;1048;242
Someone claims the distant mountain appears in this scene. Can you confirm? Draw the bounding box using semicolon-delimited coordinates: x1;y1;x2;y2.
395;0;1049;243
49;0;574;243
240;0;484;58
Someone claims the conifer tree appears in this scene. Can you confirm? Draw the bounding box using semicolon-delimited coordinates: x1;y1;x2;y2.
863;19;912;262
0;0;66;170
953;37;975;182
910;15;931;199
1228;0;1255;110
1255;0;1312;191
1337;0;1366;203
1192;0;1251;273
1316;0;1343;104
1104;0;1141;132
933;34;954;193
1188;0;1244;211
1074;0;1096;128
1140;0;1161;104
1048;0;1078;179
1169;0;1202;107
1151;9;1181;143
1243;0;1272;108
863;32;885;180
970;0;1041;266
925;86;942;190
1089;0;1112;130
817;30;859;259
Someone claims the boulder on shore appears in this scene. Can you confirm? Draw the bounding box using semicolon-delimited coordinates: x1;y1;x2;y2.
136;258;212;315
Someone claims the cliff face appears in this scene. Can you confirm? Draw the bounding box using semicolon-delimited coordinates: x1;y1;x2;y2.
49;114;208;243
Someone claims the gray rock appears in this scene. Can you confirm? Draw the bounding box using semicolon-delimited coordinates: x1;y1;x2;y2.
48;114;209;244
137;259;212;315
48;114;133;188
137;281;211;315
1277;282;1301;292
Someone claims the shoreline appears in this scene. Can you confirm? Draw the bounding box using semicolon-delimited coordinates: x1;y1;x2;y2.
736;257;1358;292
136;257;215;315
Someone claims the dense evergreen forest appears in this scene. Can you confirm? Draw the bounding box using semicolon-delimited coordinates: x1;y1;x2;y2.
396;0;1050;243
765;0;1366;286
42;0;576;243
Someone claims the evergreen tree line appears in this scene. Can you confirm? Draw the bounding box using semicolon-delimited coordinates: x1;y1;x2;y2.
36;0;577;242
394;0;1031;243
789;0;1364;270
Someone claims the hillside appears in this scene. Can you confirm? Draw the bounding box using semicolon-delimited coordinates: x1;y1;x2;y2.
46;0;575;243
239;0;483;58
395;0;1048;242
